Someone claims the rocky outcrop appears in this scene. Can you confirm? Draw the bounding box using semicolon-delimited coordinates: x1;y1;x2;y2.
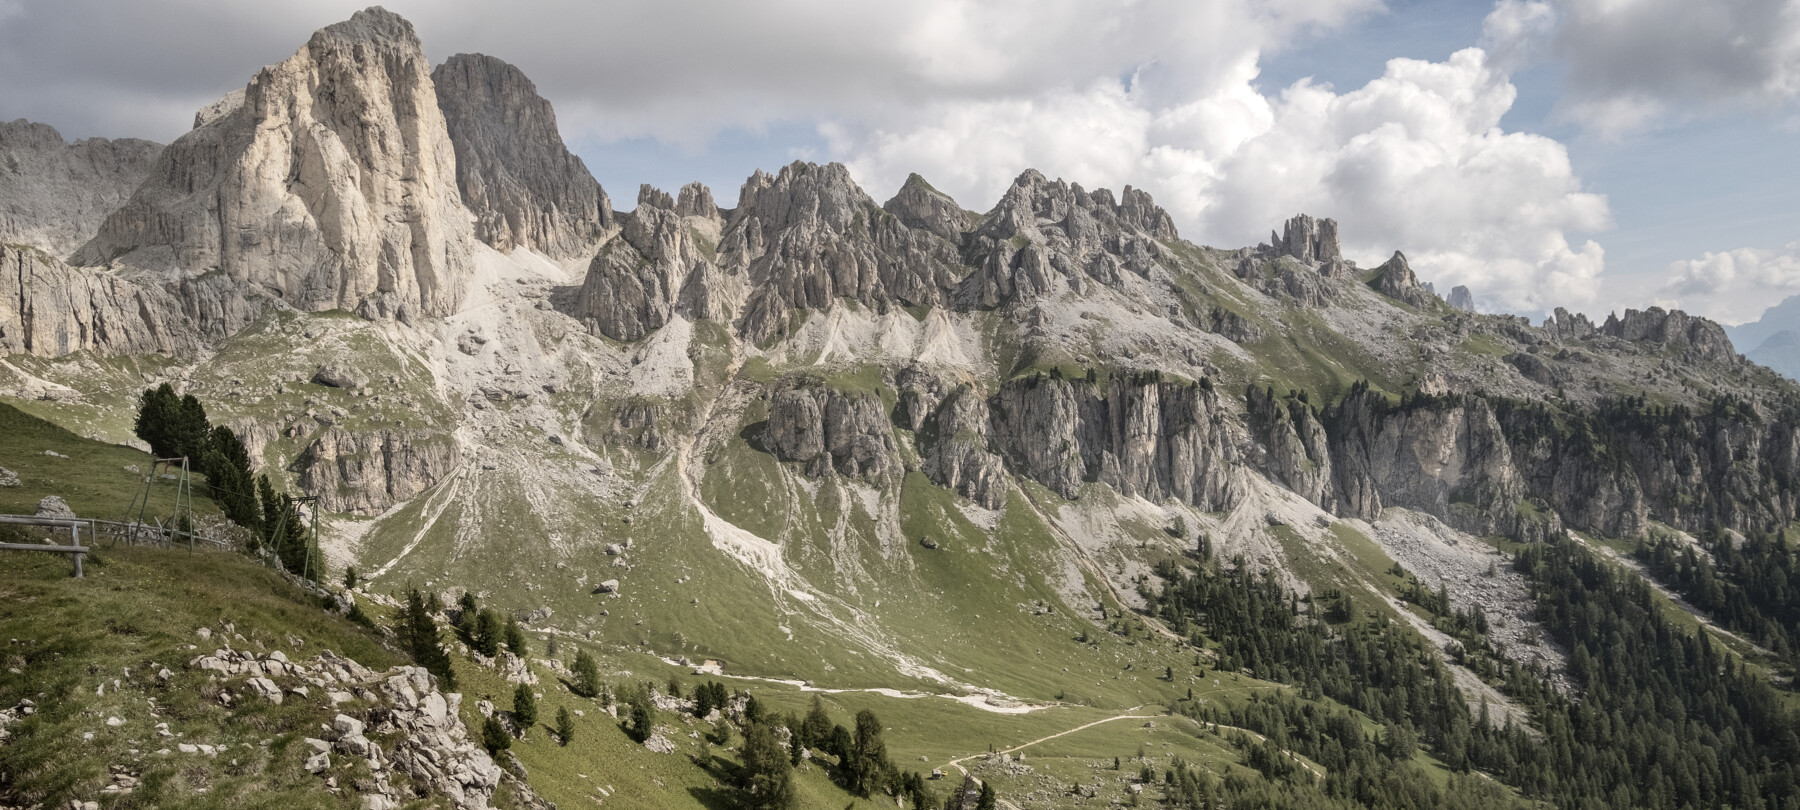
0;243;197;357
962;171;1177;309
883;173;971;244
764;381;900;483
1599;307;1739;365
1326;388;1537;538
674;182;720;221
73;7;475;326
727;162;964;343
0;119;162;258
921;384;1009;509
1246;386;1334;510
1542;307;1596;340
187;646;530;809
433;53;612;260
290;427;459;514
573;186;721;341
1370;251;1436;309
1271;214;1340;265
1448;285;1475;313
989;371;1237;508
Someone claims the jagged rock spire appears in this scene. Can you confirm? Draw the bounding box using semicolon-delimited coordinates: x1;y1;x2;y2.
1371;251;1436;308
1274;214;1341;264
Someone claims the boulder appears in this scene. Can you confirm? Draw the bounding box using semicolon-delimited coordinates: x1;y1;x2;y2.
34;496;74;519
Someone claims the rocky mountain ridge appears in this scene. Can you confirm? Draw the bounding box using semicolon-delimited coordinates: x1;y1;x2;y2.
6;15;1800;797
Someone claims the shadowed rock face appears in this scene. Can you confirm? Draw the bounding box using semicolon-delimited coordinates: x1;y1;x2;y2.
433;52;613;261
74;6;475;326
764;381;901;483
0;243;196;357
289;427;459;515
0;120;162;259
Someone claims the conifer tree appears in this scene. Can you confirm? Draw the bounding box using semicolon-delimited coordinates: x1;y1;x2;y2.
481;715;511;754
504;617;526;657
848;709;889;796
396;587;456;690
555;706;575;746
739;721;799;810
512;683;537;731
133;384;182;458
571;650;601;698
175;394;209;460
628;699;654;743
473;608;503;657
801;694;833;750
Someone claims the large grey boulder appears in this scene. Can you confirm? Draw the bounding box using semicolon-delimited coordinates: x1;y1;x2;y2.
34;496;75;519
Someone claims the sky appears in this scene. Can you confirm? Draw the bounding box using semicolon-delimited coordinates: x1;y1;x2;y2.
1;0;1797;329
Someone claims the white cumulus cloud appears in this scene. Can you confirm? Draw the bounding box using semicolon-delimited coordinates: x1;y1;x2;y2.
1656;243;1800;325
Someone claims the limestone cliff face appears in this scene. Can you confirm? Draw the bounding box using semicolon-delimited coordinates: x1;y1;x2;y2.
763;380;900;483
433;53;612;260
73;7;474;325
289;427;459;514
962;170;1178;309
989;372;1237;509
1313;387;1800;542
920;384;1010;509
0;120;162;258
0;243;196;357
1326;389;1537;538
1246;386;1334;510
1600;307;1739;366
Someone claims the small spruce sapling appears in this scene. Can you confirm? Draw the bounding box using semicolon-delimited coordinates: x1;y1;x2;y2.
555;706;575;746
512;683;538;732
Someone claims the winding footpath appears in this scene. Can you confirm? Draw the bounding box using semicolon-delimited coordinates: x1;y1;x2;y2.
939;703;1325;785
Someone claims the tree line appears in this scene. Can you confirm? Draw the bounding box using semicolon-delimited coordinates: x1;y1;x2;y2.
134;384;319;579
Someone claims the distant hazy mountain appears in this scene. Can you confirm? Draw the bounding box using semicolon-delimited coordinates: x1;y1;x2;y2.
1730;294;1800;379
1730;293;1800;353
1746;329;1800;380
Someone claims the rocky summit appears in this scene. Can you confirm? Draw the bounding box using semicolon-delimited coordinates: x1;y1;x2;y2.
4;7;1800;810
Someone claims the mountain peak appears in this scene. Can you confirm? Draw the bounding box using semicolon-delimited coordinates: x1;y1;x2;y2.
72;5;474;325
316;6;419;48
434;51;612;260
